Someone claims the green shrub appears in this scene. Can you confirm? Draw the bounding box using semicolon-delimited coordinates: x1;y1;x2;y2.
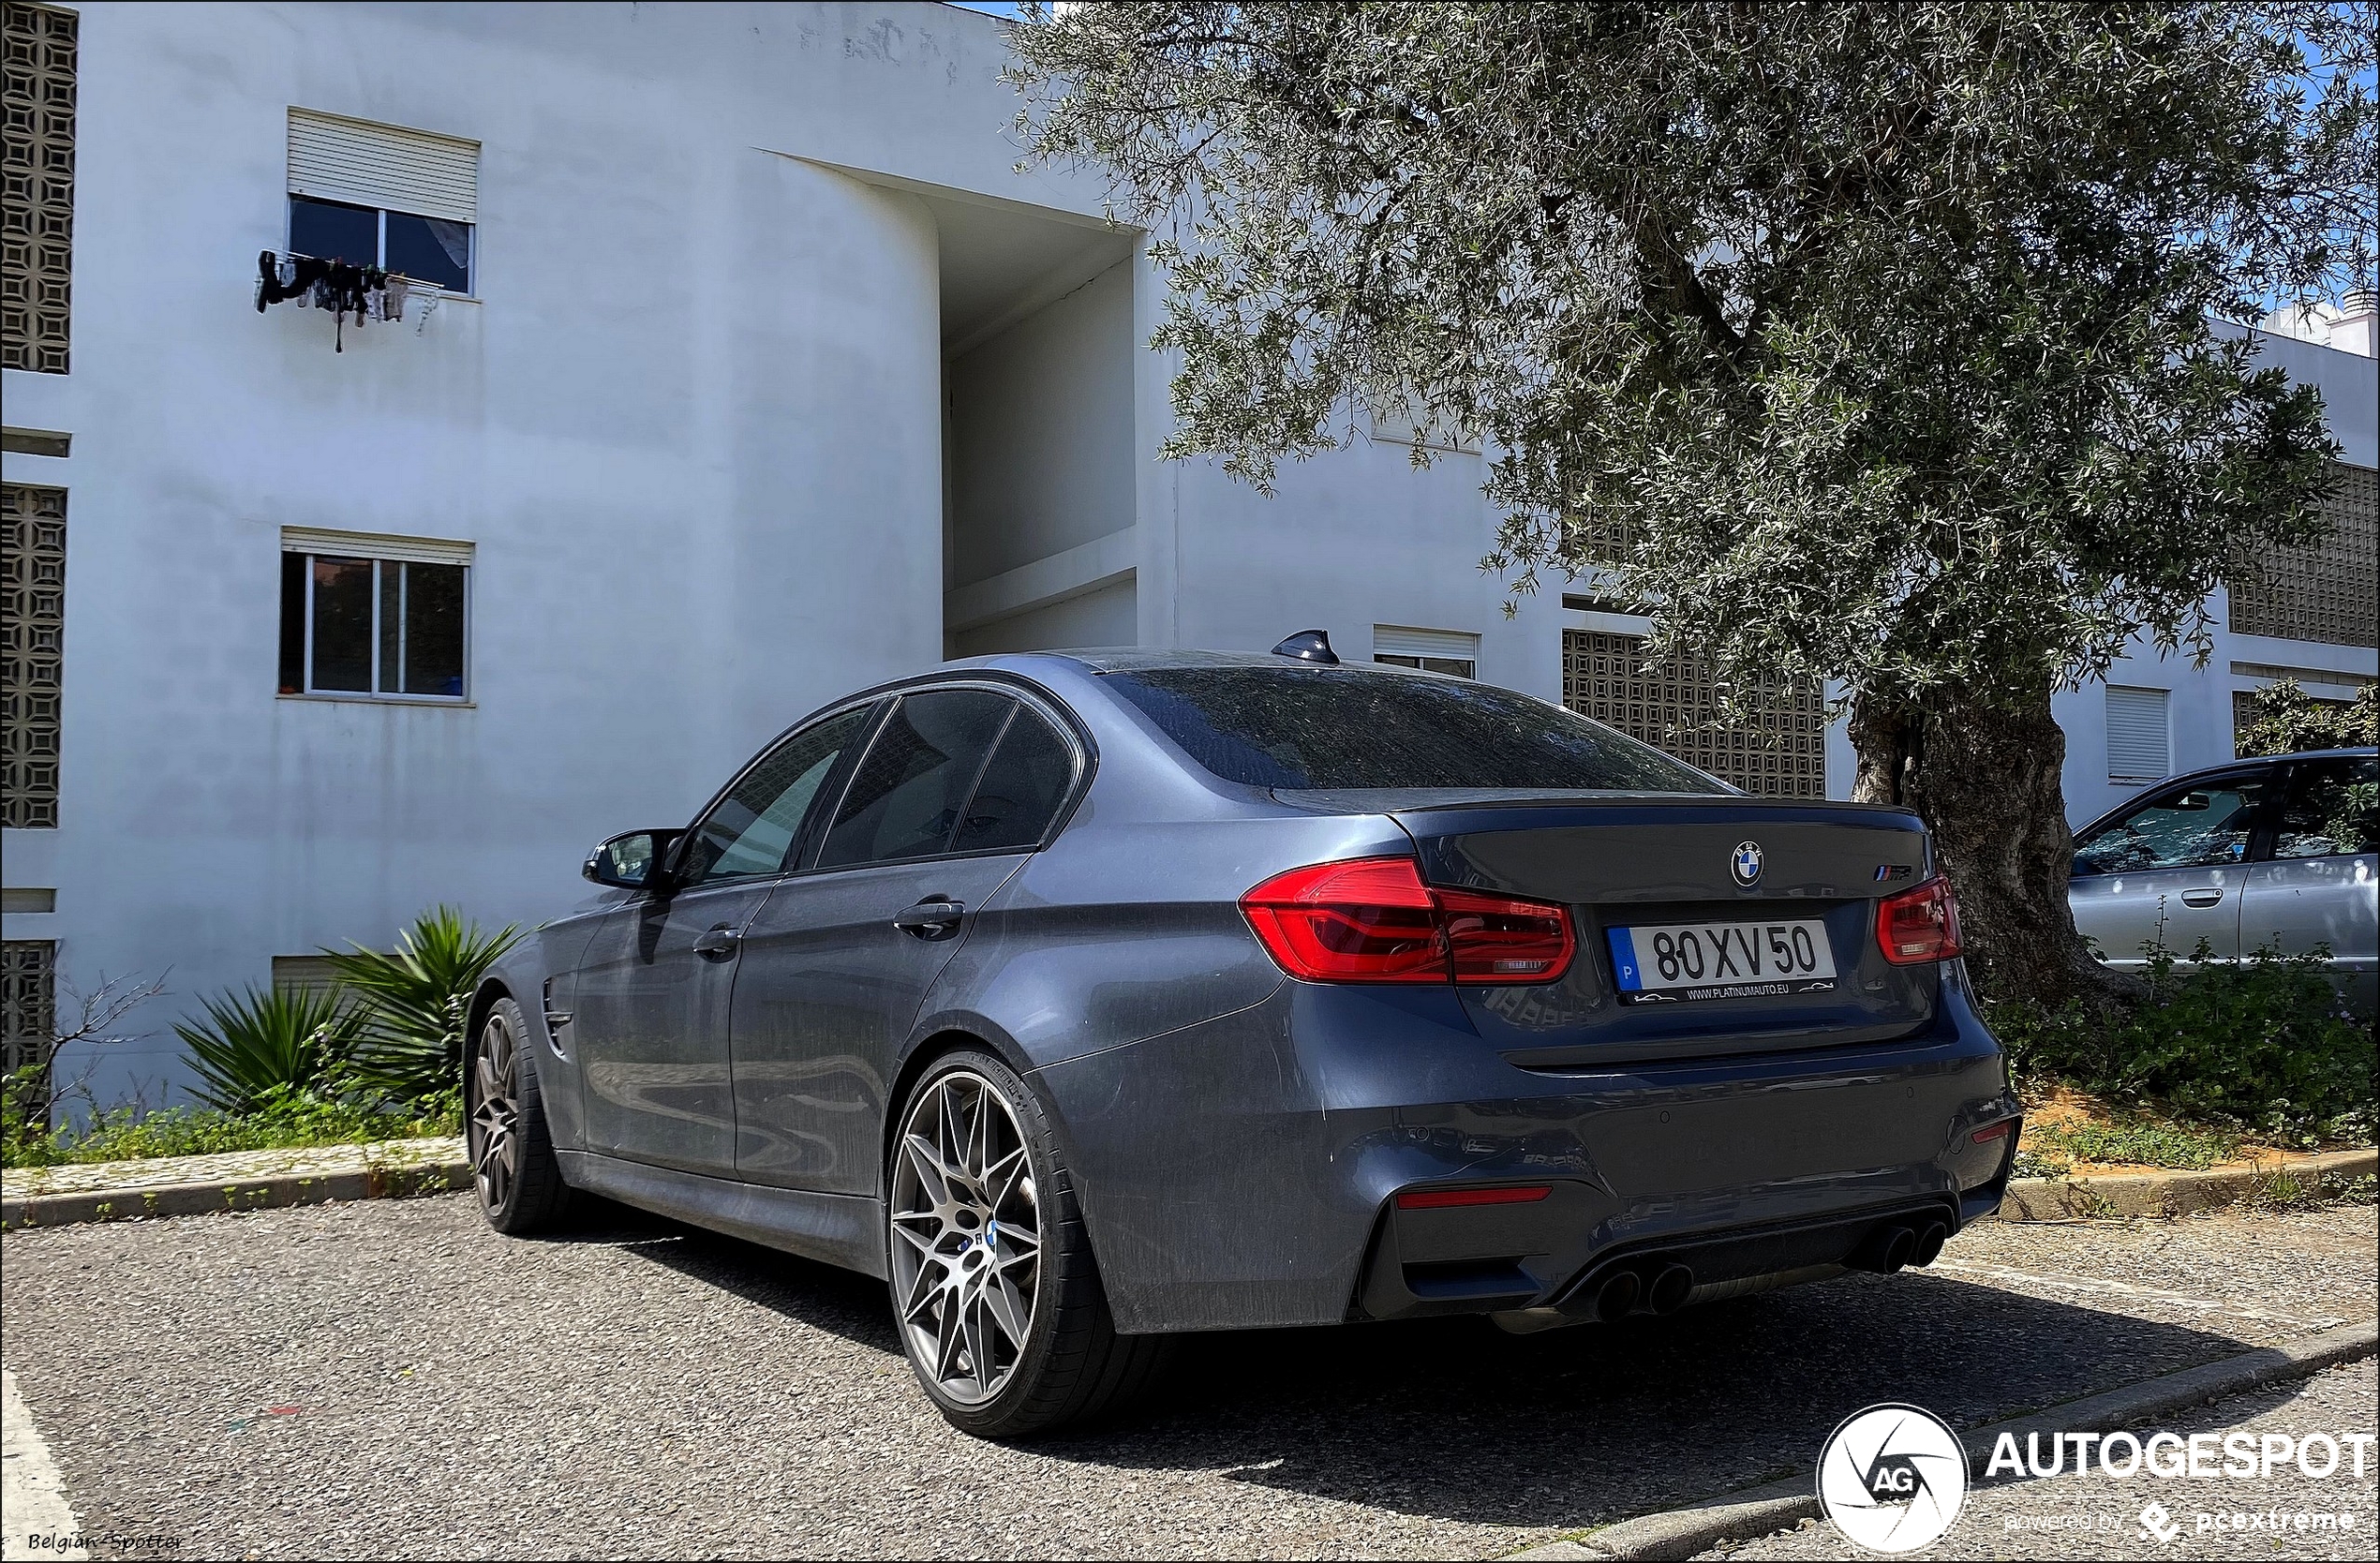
322;906;525;1102
1990;942;2376;1145
2234;677;2378;757
1;1085;460;1169
173;985;366;1112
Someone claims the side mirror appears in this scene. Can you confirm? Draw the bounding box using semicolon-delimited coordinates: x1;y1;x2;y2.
584;828;681;890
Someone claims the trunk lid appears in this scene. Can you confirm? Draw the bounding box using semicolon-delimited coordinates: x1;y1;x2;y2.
1284;792;1940;1063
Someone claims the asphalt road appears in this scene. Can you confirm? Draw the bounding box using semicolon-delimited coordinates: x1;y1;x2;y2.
1;1196;2373;1560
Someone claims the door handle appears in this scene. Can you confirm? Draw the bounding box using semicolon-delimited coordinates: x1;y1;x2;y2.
692;924;742;960
2180;887;2224;908
891;899;966;940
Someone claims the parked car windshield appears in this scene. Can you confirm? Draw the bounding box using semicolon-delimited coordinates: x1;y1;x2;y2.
1100;666;1728;792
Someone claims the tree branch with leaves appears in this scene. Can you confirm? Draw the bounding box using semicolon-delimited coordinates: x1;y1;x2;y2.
1008;0;2376;1008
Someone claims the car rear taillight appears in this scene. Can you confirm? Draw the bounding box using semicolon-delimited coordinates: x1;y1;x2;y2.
1876;874;1963;964
1240;856;1575;985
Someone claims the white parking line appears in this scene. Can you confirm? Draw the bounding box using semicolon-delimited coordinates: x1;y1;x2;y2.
2;1367;87;1562
1929;1258;2348;1332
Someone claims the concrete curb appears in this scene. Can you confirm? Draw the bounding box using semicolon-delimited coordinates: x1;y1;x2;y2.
0;1156;469;1231
1509;1317;2380;1562
1992;1146;2377;1221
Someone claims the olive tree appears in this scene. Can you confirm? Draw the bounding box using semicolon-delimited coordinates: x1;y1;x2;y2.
1007;2;2375;1006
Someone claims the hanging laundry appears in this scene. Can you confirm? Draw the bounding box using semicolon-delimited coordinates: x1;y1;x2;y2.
254;249;330;310
255;252;412;350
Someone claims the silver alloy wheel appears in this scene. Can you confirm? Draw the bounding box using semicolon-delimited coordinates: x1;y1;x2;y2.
469;1008;522;1212
888;1069;1043;1405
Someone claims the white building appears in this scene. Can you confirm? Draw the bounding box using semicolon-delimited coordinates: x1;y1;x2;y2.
4;1;2374;1107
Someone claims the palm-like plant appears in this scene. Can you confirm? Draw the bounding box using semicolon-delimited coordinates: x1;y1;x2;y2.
174;986;365;1112
323;906;526;1103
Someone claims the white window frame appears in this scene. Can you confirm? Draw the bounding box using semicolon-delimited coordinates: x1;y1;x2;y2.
281;528;474;706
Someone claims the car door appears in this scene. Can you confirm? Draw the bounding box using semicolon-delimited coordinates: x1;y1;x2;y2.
2241;754;2379;1012
570;704;879;1171
730;687;1082;1193
2068;768;2281;972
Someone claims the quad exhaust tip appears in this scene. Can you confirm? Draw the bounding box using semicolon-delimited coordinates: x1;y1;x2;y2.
1848;1217;1952;1274
1580;1259;1695;1321
1646;1262;1694;1316
1591;1269;1643;1321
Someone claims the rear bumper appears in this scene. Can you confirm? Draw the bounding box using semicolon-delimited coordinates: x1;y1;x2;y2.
1031;974;2016;1334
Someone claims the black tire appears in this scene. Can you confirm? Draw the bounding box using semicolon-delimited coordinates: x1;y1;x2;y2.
886;1048;1169;1437
466;994;573;1234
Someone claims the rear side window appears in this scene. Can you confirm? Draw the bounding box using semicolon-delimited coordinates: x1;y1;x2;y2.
815;690;1013;868
2273;757;2378;859
954;707;1076;852
1101;667;1725;792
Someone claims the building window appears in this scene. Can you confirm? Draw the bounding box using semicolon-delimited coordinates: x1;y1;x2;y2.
278;531;471;701
271;955;341;996
1561;630;1824;798
287;109;478;294
2;937;54;1086
2;483;65;827
2227;462;2379;648
1373;625;1480;678
2105;686;2171;783
2;1;74;374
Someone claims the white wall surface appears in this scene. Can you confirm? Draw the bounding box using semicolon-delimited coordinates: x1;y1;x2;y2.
1;0;1095;1106
946;260;1136;591
953;578;1137;658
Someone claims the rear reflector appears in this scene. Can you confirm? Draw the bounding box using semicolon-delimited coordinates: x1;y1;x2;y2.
1971;1120;2015;1144
1241;856;1575;985
1395;1185;1553;1210
1876;874;1964;964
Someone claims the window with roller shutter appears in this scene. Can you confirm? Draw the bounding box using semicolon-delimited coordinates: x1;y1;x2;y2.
2105;686;2171;783
285;108;478;294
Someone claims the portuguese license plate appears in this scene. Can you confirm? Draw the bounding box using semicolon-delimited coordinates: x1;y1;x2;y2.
1607;918;1839;1003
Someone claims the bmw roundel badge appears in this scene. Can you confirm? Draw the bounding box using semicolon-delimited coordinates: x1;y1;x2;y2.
1731;840;1763;888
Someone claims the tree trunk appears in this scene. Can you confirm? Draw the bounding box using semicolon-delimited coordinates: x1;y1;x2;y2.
1849;684;2129;1014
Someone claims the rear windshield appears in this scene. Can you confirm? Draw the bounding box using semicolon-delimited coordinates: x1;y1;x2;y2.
1101;667;1728;792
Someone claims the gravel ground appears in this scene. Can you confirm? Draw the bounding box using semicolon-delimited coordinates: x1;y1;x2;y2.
1696;1359;2380;1562
1;1197;2372;1560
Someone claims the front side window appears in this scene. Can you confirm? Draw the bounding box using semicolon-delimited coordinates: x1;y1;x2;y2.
2073;774;2279;874
814;691;1015;869
2272;757;2379;859
677;707;877;886
1102;666;1725;792
277;549;468;700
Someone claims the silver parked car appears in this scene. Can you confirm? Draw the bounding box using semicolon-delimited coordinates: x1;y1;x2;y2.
2069;748;2378;1010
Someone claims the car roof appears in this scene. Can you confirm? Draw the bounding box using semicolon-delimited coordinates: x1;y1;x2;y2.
945;648;1463;678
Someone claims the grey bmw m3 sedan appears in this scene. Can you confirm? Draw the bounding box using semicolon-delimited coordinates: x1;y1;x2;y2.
466;641;2020;1436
